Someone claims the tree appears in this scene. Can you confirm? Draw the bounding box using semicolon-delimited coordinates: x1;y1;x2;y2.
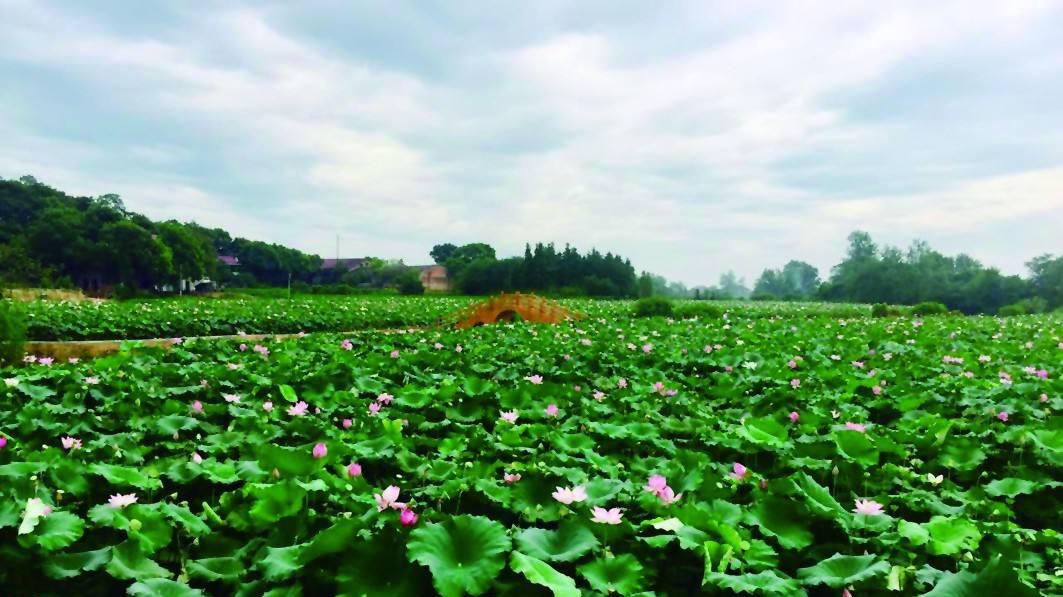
158;222;216;283
718;271;751;299
638;272;654;297
99;220;172;288
430;243;458;264
1027;254;1063;309
781;261;820;296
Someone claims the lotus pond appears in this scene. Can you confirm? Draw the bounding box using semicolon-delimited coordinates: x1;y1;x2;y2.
1;307;1060;596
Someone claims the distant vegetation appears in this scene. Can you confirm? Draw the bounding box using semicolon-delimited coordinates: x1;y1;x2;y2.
3;175;1060;312
645;231;1062;315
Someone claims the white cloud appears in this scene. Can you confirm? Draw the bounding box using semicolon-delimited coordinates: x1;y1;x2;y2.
1;0;1061;285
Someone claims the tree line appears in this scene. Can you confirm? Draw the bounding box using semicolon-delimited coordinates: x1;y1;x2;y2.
429;242;638;298
646;231;1061;315
0;176;323;293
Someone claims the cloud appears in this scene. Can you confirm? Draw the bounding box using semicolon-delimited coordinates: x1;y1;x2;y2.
1;0;1062;285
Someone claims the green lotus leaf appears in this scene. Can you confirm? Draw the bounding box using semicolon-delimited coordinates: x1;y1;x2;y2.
407;515;512;597
797;553;890;588
510;551;580;597
515;521;599;563
703;570;803;595
925;516;982;556
127;579;206;597
578;554;645;596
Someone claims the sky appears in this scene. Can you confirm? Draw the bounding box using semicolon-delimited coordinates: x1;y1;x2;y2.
2;0;1062;286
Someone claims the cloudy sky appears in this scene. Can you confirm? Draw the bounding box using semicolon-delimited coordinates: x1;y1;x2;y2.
2;0;1062;285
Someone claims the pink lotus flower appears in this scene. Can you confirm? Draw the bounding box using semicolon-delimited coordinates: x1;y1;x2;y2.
347;462;362;477
23;355;36;363
1041;393;1049;403
342;418;353;429
0;437;7;449
239;343;248;351
369;402;381;415
192;452;203;464
68;357;79;364
38;357;54;366
85;376;100;385
377;393;394;404
500;410;519;424
853;498;884;515
1036;369;1048;379
552;485;587;505
590;506;624;524
790;379;801;389
525;375;544;385
646;474;668;494
455;344;463;353
312;443;327;459
399;508;418;526
504;473;521;484
545;404;559;417
979;355;991;363
253;344;269;356
263;401;273;412
574;385;581;392
108;493;138;508
580;338;592;346
657;486;682;505
872;385;882;396
642;344;653;353
593;390;606;401
618;378;628;388
997;411;1009;422
704;345;713;353
852;361;864;369
341;339;353;351
288;401;308;416
222;393;241;404
172;337;183;345
845;422;866;433
842;588;853;597
61;436;81;450
374;485;406;511
725;365;733;372
789;411;799;423
731;463;748;481
390;350;400;359
788;359;797;369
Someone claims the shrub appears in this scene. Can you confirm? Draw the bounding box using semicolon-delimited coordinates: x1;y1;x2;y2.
633;297;674;318
871;303;889;317
0;299;27;366
674;302;723;319
998;304;1026;317
397;270;426;295
911;301;948;316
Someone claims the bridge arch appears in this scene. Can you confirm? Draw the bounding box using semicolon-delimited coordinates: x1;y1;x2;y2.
449;293;582;329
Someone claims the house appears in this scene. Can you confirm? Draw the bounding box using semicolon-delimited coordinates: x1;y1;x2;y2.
418;264;450;292
218;255;240;267
321;258;366;272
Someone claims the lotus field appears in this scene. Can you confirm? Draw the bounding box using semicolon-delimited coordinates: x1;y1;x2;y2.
1;303;1060;596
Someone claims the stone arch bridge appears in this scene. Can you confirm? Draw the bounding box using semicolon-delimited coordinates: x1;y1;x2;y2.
444;293;582;329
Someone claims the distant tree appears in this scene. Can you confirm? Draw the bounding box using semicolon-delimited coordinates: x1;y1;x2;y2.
637;272;654;297
1027;254;1063;310
718;271;751;299
430;243;459;264
99;220;172;288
